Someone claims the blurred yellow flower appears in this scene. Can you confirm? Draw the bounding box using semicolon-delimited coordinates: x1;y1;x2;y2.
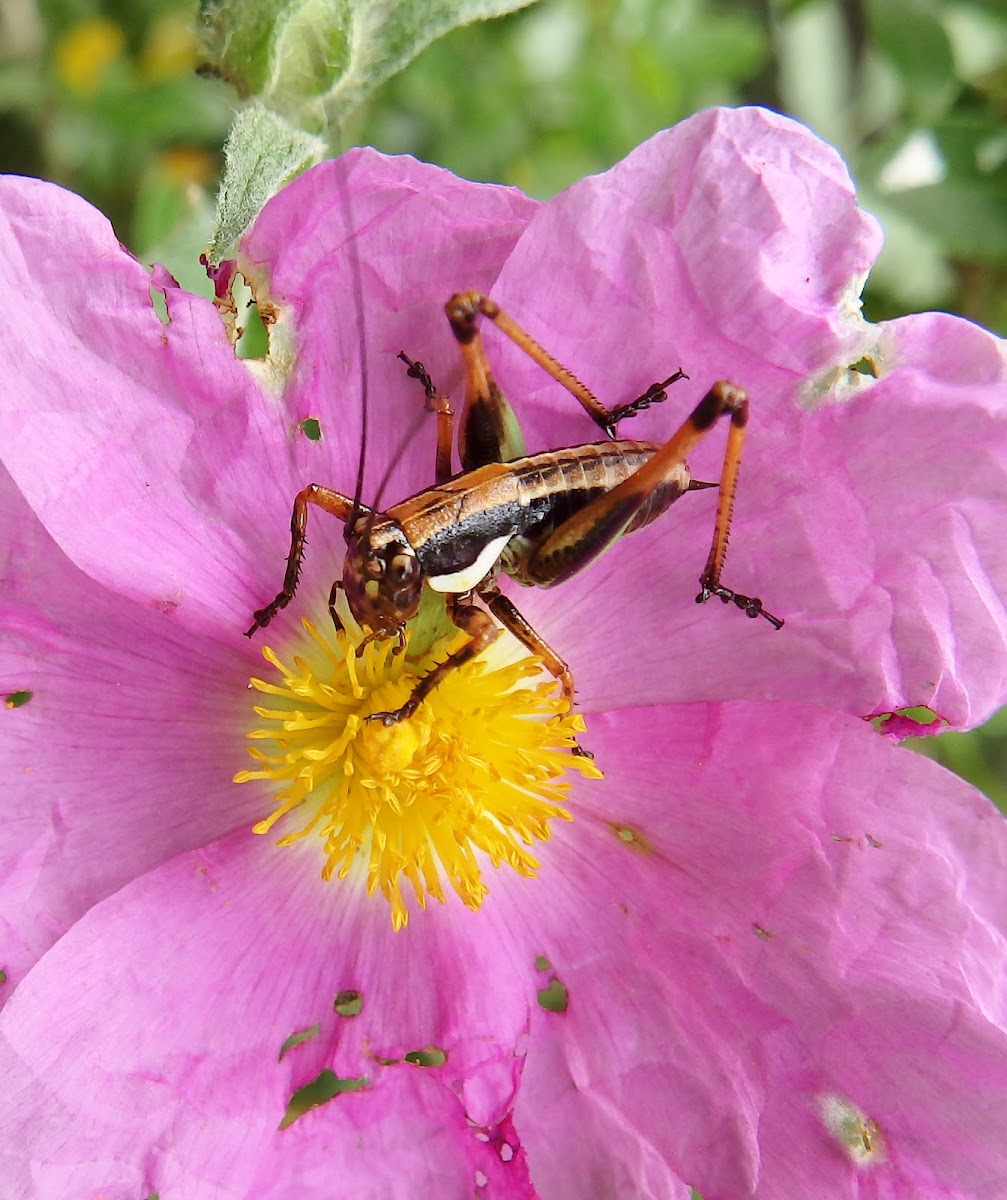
139;13;196;83
154;146;216;188
53;17;125;97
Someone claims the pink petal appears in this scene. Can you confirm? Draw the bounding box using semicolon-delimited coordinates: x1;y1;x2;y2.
3;697;1004;1196
505;703;1007;1198
4;114;1005;723
248;1079;538;1199
0;465;262;986
232;149;539;646
0;177;268;639
490;107;881;455
522;305;1007;728
0;827;534;1194
239;150;538;497
0;156;537;649
456;107;1007;728
2;112;1005;1200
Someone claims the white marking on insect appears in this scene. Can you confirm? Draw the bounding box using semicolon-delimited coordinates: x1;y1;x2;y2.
426;533;513;593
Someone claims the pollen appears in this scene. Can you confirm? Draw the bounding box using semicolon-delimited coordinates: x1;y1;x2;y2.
234;617;600;930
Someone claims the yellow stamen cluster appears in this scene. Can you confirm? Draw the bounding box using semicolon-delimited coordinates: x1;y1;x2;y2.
234;618;601;930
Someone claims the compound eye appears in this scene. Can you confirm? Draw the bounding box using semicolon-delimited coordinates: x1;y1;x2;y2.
387;552;417;585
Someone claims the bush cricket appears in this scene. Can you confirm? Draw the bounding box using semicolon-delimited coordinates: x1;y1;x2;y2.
246;290;783;723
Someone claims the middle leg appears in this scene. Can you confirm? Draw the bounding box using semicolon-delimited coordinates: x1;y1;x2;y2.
398;351;456;485
479;581;574;709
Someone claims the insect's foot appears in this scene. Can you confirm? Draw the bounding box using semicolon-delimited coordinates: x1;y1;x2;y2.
398;351;438;401
696;580;784;630
245;607;275;638
367;698;419;726
605;369;689;435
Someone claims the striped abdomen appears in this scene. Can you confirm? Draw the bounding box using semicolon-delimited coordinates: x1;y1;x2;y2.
390;440;692;587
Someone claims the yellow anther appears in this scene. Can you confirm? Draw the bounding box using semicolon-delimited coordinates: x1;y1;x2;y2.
235;616;598;928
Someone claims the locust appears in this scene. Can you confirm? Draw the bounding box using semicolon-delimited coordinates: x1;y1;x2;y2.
246;291;783;723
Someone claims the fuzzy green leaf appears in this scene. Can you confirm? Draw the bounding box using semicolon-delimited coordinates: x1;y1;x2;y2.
207;104;326;259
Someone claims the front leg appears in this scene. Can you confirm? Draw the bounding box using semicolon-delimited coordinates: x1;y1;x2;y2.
368;592;500;725
245;484;359;636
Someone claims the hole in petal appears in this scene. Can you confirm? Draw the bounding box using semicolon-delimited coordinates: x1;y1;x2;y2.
534;954;551;972
278;1024;319;1061
404;1046;447;1067
280;1069;369;1129
847;355;878;377
537;978;568;1013
236;299;269;359
147;285;170;324
869;704;942;734
474;1170;488;1188
499;1142;514;1163
334;989;363;1017
4;690;32;709
869;705;945;742
298;416;322;442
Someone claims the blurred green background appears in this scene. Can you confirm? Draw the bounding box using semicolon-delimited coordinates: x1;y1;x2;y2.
2;0;1006;804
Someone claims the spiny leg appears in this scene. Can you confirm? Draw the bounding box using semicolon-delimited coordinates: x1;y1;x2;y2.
246;485;359;636
520;380;782;628
368;591;500;725
604;370;688;435
479;582;574;709
446;290;687;442
692;386;784;629
480;581;595;757
398;351;455;484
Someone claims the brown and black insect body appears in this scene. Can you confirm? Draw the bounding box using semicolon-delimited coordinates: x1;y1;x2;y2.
247;289;783;724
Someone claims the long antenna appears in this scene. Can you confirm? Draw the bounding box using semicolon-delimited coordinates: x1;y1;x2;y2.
335;150;370;534
332;136;431;538
366;406;431;516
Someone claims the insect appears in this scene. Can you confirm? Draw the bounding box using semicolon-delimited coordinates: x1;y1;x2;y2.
246;290;783;723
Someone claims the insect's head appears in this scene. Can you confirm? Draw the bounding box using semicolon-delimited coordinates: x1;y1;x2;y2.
341;515;423;636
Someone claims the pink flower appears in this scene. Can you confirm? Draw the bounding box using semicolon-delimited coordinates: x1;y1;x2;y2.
2;106;1007;1198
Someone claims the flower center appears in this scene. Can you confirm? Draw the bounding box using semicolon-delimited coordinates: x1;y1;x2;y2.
234;615;601;929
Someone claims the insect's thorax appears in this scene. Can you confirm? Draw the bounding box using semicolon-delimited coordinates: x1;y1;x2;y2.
390;440;691;590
